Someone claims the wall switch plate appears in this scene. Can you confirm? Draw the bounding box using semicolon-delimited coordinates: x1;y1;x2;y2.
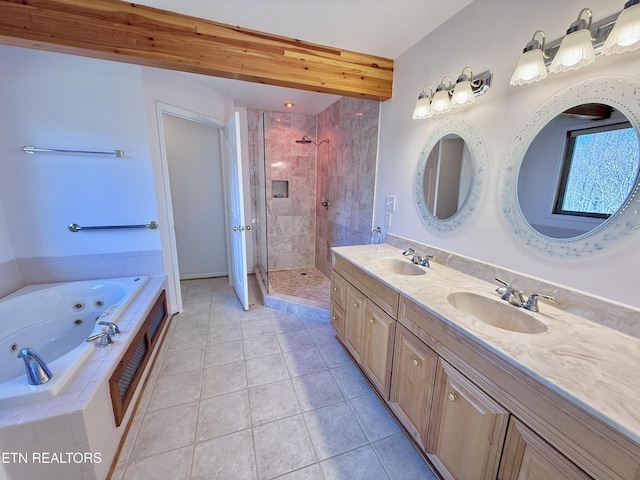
385;195;396;212
385;212;392;227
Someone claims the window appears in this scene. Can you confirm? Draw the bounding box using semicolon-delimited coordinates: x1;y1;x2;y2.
554;122;639;218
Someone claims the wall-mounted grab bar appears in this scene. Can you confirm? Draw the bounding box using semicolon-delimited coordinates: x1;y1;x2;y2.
68;221;158;232
22;146;124;158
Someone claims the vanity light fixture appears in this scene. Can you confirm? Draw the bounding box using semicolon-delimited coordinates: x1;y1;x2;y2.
603;0;640;54
451;67;476;108
510;30;548;85
412;85;433;120
512;2;640;85
431;77;453;114
550;8;596;73
412;69;492;119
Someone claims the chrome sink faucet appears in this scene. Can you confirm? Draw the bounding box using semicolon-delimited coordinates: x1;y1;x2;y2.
495;277;525;306
402;248;434;267
495;277;555;311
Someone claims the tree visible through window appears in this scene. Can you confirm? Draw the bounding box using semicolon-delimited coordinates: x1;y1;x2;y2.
554;122;639;218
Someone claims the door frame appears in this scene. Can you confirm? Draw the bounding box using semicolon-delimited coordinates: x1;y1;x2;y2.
155;101;226;313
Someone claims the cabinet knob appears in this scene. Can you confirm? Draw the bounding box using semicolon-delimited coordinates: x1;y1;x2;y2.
353;303;359;308
332;315;336;320
412;359;421;367
333;287;337;292
369;318;376;324
447;392;458;402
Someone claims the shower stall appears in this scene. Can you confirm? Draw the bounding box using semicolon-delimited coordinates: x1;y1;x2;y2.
248;99;380;313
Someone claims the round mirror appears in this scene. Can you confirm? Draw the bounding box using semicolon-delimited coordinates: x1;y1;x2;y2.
500;76;640;257
414;118;488;233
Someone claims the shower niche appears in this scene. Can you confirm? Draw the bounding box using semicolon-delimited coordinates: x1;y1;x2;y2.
272;180;289;198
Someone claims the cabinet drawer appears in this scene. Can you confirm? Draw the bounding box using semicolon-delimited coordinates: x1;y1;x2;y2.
333;255;399;318
331;270;347;311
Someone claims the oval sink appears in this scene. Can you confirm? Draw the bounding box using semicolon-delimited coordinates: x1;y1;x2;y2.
447;292;547;334
374;258;427;276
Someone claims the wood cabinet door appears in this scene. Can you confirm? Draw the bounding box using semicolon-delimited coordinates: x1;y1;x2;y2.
499;417;592;480
330;301;345;339
427;359;510;480
344;284;367;362
389;323;438;449
362;300;396;398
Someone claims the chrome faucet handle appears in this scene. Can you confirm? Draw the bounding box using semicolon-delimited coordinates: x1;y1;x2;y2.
85;332;114;347
98;321;121;336
420;254;435;267
494;277;511;296
523;293;555;312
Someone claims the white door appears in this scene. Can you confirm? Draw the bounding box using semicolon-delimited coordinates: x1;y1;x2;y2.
224;112;249;310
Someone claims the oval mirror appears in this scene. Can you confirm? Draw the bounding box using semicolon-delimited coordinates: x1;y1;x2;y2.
414;118;488;233
500;77;640;257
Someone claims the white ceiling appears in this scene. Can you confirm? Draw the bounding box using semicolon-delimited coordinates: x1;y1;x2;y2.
135;0;474;114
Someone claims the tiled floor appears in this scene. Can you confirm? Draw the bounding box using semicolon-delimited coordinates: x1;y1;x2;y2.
268;267;331;306
111;276;437;480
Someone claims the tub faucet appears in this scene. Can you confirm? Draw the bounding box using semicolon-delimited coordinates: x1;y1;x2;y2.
402;248;434;267
85;332;114;347
17;347;52;385
98;321;121;336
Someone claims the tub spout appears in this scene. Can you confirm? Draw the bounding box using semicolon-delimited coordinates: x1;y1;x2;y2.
98;321;121;336
17;347;52;385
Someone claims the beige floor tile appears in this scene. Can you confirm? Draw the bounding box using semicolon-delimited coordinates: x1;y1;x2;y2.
123;446;193;480
196;390;251;441
253;415;317;480
204;339;244;367
248;379;301;425
292;370;344;412
130;402;198;461
192;429;257;480
243;334;282;359
147;369;202;411
201;361;247;398
283;346;328;377
245;353;289;387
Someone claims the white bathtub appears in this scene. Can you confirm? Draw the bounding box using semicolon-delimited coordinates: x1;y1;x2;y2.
0;276;149;406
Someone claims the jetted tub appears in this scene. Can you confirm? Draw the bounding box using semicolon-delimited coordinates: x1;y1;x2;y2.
0;276;149;406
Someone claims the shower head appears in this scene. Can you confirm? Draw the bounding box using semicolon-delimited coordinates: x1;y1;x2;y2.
295;136;330;146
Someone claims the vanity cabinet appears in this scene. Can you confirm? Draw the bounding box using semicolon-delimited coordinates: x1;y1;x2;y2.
330;250;625;480
499;417;592;480
389;323;437;449
426;359;509;480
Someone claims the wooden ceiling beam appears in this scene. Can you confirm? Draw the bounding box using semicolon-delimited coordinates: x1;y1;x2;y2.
0;0;393;101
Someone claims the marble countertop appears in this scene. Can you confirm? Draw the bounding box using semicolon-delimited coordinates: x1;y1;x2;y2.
332;244;640;445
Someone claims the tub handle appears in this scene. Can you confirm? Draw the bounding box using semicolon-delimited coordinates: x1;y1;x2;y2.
85;333;114;347
98;321;121;336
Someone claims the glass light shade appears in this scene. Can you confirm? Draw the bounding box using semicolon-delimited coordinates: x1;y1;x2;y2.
451;80;475;108
412;95;432;120
550;29;595;73
603;3;640;55
431;90;451;114
510;48;548;85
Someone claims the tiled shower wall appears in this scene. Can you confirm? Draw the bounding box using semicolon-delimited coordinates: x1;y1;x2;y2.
315;98;380;277
248;97;379;278
248;110;318;271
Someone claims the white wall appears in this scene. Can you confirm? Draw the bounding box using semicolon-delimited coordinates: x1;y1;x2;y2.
375;0;640;309
0;46;160;258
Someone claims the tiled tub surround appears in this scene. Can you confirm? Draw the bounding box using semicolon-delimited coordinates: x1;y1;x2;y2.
0;276;168;480
332;242;640;479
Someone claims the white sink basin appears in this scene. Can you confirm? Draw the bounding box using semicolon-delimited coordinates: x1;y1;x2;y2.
374;258;427;276
447;292;547;334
